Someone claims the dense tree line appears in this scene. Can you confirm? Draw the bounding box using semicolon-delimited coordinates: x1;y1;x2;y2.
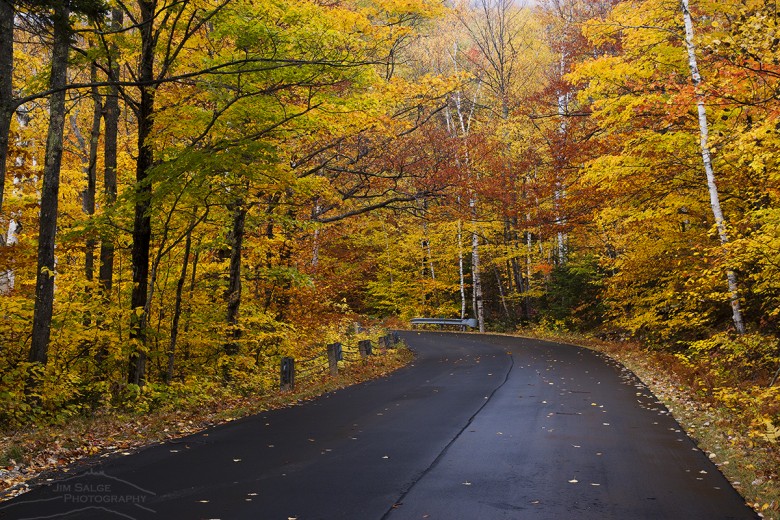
0;0;778;434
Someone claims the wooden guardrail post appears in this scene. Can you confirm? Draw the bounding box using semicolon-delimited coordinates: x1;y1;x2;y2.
327;342;342;376
358;339;372;359
280;357;295;391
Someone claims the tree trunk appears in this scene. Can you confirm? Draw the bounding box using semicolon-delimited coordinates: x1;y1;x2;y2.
30;3;71;365
128;0;157;386
82;65;102;283
554;79;569;265
181;247;199;363
494;266;510;322
99;7;122;295
422;221;435;280
167;226;193;382
681;0;746;334
524;227;533;321
471;200;485;333
224;200;247;356
0;0;18;296
457;219;466;321
0;0;13;226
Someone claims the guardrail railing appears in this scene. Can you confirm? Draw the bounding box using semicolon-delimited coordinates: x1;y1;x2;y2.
410;317;478;329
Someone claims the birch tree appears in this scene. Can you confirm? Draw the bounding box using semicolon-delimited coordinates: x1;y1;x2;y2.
569;0;750;339
680;0;746;334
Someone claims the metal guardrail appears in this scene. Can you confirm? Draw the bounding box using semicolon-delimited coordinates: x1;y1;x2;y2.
410;317;478;329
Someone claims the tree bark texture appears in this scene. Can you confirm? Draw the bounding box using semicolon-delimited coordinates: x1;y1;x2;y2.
67;78;100;335
128;0;157;385
0;0;14;231
167;226;192;382
457;219;466;320
82;65;102;282
99;8;122;295
224;201;247;356
30;3;70;365
471;204;485;333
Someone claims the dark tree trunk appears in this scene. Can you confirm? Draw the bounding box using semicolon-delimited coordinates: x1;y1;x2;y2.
0;0;14;229
83;64;102;282
181;247;199;364
128;0;156;386
224;200;246;356
167;225;192;382
273;209;297;322
30;3;70;365
99;8;122;295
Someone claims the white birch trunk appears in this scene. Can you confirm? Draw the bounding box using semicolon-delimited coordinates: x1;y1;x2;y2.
449;44;485;331
555;74;569;265
458;219;467;320
0;219;18;294
681;0;746;334
471;198;485;332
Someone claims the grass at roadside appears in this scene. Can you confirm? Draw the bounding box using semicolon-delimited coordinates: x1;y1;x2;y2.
0;346;414;501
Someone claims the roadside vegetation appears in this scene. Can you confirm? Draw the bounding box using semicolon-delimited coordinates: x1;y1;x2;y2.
0;338;413;499
1;0;778;516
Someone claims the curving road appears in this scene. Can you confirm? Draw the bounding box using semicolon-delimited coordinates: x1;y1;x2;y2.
1;332;758;519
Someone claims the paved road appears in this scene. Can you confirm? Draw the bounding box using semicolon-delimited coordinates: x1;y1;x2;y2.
1;332;758;520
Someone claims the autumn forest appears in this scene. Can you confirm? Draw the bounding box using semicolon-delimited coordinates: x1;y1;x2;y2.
0;0;779;465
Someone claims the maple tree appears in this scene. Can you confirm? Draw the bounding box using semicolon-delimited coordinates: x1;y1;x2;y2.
0;0;450;418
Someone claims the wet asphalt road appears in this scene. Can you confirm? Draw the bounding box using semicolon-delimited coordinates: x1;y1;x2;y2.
0;332;758;520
